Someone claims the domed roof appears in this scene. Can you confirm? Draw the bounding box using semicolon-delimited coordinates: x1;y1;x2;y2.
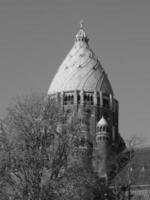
97;116;108;127
48;22;113;95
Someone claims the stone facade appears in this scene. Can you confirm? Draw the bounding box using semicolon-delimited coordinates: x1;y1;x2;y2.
48;22;126;183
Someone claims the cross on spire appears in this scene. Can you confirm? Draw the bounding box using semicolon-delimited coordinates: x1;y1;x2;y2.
80;19;84;29
75;20;89;43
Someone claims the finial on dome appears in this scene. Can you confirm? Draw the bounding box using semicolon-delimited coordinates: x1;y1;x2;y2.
75;20;89;43
80;19;84;29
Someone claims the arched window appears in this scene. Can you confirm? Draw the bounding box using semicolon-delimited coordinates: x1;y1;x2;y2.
87;95;90;101
103;98;109;108
84;94;94;105
103;126;107;132
71;95;74;104
97;96;100;106
78;94;80;104
64;96;67;105
90;95;94;105
64;94;74;105
103;126;105;132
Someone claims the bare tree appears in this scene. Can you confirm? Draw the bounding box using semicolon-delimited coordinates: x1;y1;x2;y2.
0;94;79;200
110;136;145;200
0;93;127;200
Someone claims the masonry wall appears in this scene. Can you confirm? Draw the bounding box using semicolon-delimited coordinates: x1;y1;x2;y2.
48;90;125;181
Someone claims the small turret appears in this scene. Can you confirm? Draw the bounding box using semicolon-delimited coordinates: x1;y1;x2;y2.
96;116;109;143
94;116;109;184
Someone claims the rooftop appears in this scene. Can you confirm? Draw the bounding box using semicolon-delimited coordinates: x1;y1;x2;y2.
48;22;113;95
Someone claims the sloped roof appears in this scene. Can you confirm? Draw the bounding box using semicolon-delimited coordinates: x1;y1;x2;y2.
97;116;108;127
48;24;113;95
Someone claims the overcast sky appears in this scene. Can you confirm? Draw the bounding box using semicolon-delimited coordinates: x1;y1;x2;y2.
0;0;150;144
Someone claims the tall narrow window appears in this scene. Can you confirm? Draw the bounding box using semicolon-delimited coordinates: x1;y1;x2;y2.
97;96;100;106
70;95;74;104
90;95;93;105
78;94;80;104
103;98;109;108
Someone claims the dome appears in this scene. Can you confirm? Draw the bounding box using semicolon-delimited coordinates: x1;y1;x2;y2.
48;23;113;95
97;116;108;128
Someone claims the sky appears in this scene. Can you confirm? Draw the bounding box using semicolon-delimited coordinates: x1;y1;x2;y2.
0;0;150;144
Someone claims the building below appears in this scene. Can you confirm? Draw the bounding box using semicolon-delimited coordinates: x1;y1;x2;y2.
48;22;127;183
111;147;150;199
129;185;150;200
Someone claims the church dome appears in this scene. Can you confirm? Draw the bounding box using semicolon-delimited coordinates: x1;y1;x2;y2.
97;116;108;128
48;22;113;95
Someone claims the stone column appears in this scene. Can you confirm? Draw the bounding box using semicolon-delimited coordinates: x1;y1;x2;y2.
109;94;113;110
80;90;84;105
56;92;61;105
100;91;103;107
74;90;78;105
60;91;64;110
94;91;97;106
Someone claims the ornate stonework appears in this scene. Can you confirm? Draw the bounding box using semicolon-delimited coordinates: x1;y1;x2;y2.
48;23;113;95
48;22;126;183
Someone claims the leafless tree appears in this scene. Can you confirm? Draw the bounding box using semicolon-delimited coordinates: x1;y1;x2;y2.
0;93;124;200
0;93;84;200
110;136;145;200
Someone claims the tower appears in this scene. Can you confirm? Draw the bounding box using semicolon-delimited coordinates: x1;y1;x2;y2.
94;116;109;183
47;22;125;181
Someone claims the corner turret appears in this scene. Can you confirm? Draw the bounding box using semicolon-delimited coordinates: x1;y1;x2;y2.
93;116;109;184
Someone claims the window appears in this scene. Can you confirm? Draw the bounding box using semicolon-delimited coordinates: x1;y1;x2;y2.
103;98;109;108
70;95;74;104
64;96;67;105
84;94;94;105
64;94;74;105
78;94;80;104
96;136;101;142
97;96;100;106
90;96;94;105
103;126;106;132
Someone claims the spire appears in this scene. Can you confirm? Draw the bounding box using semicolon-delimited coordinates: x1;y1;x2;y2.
75;20;89;43
80;19;84;29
